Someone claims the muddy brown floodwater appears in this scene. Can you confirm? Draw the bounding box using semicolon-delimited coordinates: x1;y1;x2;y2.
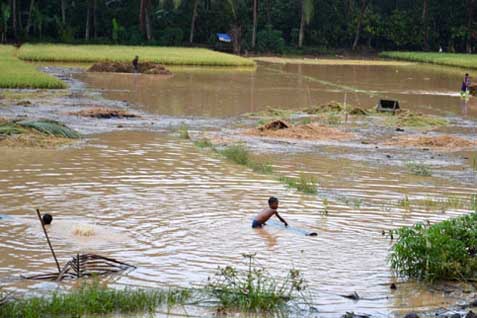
0;61;476;318
77;62;477;119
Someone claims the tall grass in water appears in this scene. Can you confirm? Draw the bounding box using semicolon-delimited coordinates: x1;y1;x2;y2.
406;161;432;176
207;254;308;313
390;213;477;281
0;46;66;89
220;144;274;175
278;174;318;194
380;51;477;69
0;280;190;318
178;123;190;139
18;44;255;67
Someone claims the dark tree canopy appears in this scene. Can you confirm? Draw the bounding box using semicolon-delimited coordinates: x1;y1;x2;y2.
0;0;475;53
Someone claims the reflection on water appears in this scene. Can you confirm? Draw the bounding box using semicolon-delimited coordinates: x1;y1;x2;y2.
0;131;475;317
77;62;477;118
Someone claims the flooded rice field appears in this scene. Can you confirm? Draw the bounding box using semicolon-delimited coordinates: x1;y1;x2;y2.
1;60;476;317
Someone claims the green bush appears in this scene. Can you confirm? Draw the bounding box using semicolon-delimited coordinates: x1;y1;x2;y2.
256;25;285;54
390;213;477;281
207;254;307;313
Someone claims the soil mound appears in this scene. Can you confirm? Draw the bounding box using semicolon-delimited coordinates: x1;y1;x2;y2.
71;107;139;119
247;120;355;141
385;135;475;150
88;62;172;75
304;102;368;116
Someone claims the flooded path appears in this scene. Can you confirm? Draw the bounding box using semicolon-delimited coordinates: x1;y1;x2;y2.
0;61;476;317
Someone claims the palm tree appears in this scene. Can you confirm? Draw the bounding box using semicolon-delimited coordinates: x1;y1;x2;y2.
10;0;16;40
227;0;242;54
251;0;257;48
298;0;313;48
189;0;199;43
139;0;152;41
351;0;368;50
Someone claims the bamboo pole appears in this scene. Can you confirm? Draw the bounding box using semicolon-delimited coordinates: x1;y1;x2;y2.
35;209;61;273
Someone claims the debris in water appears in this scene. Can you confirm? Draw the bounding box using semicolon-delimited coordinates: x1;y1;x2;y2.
23;254;135;281
342;291;360;300
72;224;96;237
376;99;400;113
70;107;139;119
88;62;172;75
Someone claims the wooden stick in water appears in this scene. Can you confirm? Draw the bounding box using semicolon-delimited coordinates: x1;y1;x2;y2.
35;209;61;273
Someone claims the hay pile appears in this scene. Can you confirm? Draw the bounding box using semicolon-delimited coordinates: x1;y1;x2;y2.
70;107;139;119
246;120;355;141
385;135;475;150
88;62;171;75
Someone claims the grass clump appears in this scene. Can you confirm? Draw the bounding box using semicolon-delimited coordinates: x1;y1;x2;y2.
385;111;448;128
178;123;190;139
0;45;66;89
406;161;432;176
194;138;214;149
18;44;255;67
219;144;274;175
207;254;307;313
278;174;318;195
390;213;477;281
398;194;411;211
0;280;191;318
380;51;477;69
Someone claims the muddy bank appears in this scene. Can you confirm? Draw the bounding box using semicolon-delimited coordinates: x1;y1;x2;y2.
385;135;476;151
88;62;172;75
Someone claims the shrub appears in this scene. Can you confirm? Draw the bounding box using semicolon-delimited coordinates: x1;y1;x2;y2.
390;213;477;281
406;162;432;176
207;254;307;313
278;174;318;195
256;25;285;54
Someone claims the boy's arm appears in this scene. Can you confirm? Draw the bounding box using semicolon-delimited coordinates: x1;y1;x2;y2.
275;212;288;227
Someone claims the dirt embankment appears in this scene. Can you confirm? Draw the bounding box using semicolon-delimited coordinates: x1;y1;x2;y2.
88;62;172;75
385;135;476;151
244;120;355;141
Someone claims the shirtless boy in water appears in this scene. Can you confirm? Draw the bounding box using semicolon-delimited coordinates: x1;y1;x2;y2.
252;197;288;228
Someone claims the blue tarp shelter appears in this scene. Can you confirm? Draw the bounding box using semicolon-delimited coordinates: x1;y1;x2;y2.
217;33;232;43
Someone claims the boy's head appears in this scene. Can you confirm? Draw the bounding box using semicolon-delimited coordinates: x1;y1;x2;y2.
268;196;279;209
42;213;53;225
466;73;469;77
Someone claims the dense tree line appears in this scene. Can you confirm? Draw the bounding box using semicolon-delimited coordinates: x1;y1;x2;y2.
0;0;475;54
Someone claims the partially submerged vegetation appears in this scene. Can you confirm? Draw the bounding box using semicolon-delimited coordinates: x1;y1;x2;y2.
380;51;477;69
406;162;432;176
0;46;66;89
0;280;190;318
390;211;477;282
278;175;318;195
0;119;80;147
18;44;255;67
383;111;448;128
207;254;308;313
